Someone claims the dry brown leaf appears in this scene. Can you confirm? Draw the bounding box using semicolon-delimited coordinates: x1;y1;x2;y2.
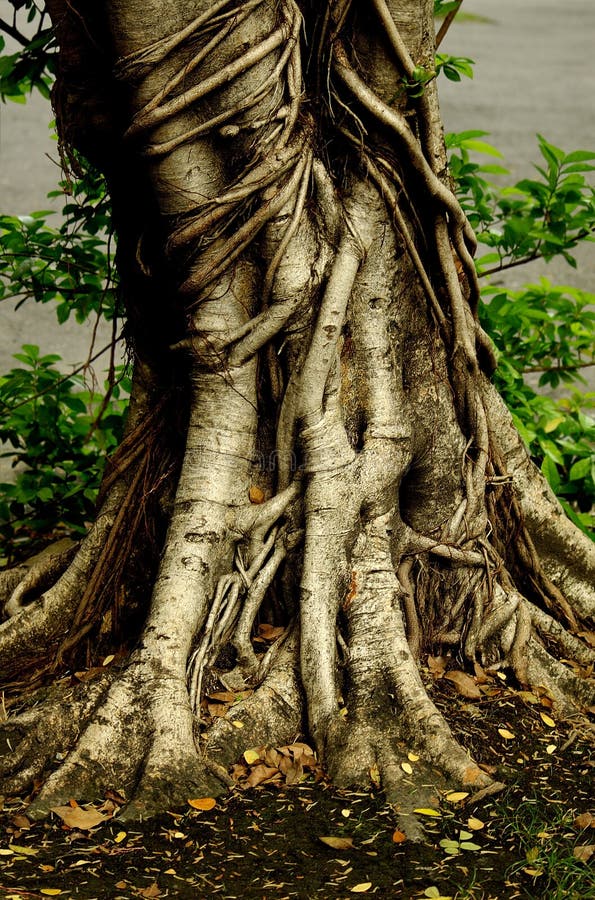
427;655;447;677
248;485;265;504
207;703;228;717
574;812;595;830
138;883;161;898
50;805;107;830
245;764;280;787
257;623;285;640
187;797;216;811
444;670;481;700
319;835;354;850
573;845;595;863
498;728;515;740
392;829;407;843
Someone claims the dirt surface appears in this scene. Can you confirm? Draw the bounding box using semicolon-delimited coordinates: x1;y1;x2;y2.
0;674;593;899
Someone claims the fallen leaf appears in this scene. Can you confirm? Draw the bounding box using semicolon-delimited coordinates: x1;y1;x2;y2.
498;728;515;740
245;764;280;787
341;809;351;818
164;868;176;875
40;892;62;897
50;805;107;830
350;883;372;893
8;844;38;856
574;812;595;830
102;654;115;666
517;690;540;704
257;623;285;640
114;831;127;843
138;883;161;899
466;817;485;831
427;655;447;677
115;881;128;890
12;815;30;829
414;808;441;817
444;670;481;699
401;762;413;775
369;763;380;788
248;485;264;504
188;798;216;811
243;749;261;765
232;720;244;729
546;744;556;754
444;792;469;803
573;845;595;863
539;712;556;728
522;867;543;877
319;835;354;850
392;829;407;843
407;752;420;762
0;849;14;856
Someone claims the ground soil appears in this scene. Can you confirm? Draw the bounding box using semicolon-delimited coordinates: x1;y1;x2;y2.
0;666;593;899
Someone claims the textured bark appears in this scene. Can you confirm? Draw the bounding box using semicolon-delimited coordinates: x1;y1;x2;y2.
0;0;593;824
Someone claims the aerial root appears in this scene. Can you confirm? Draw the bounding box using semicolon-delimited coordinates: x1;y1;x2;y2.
3;538;77;619
0;674;112;798
206;627;303;768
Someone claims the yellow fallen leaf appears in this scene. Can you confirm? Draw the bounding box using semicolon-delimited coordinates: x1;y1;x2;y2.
401;762;413;775
319;835;354;850
164;868;176;875
369;763;380;788
50;805;107;830
407;752;420;762
0;849;14;855
540;712;556;728
546;744;556;755
414;808;441;817
243;749;261;765
8;844;38;856
102;654;115;666
522;867;544;877
467;817;485;831
248;485;265;504
498;728;515;740
232;720;244;729
40;892;62;897
351;883;372;893
444;792;469;803
114;831;127;843
341;809;351;818
188;798;216;811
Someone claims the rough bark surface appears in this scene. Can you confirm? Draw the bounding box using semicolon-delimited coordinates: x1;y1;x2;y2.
1;0;593;825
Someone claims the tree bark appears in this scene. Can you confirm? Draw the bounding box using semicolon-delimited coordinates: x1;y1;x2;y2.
1;0;593;825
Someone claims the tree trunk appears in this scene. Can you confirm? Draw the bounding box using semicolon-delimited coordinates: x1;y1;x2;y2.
1;0;593;825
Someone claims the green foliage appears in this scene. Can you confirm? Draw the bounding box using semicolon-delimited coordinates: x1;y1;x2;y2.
0;165;116;323
0;345;129;565
0;1;56;101
447;132;595;538
447;132;595;273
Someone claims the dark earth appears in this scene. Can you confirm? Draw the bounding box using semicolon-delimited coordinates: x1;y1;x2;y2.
0;663;593;899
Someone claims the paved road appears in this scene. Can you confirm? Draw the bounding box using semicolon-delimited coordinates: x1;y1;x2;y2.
0;0;593;376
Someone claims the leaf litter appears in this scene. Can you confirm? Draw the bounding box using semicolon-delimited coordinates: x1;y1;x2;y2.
0;678;592;898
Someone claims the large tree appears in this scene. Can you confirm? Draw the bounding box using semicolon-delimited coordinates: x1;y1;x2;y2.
1;0;593;825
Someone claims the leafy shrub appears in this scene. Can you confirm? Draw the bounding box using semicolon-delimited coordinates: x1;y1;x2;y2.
0;345;129;565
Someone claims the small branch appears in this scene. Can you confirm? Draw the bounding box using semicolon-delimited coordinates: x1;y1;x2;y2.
0;18;29;46
435;0;464;50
